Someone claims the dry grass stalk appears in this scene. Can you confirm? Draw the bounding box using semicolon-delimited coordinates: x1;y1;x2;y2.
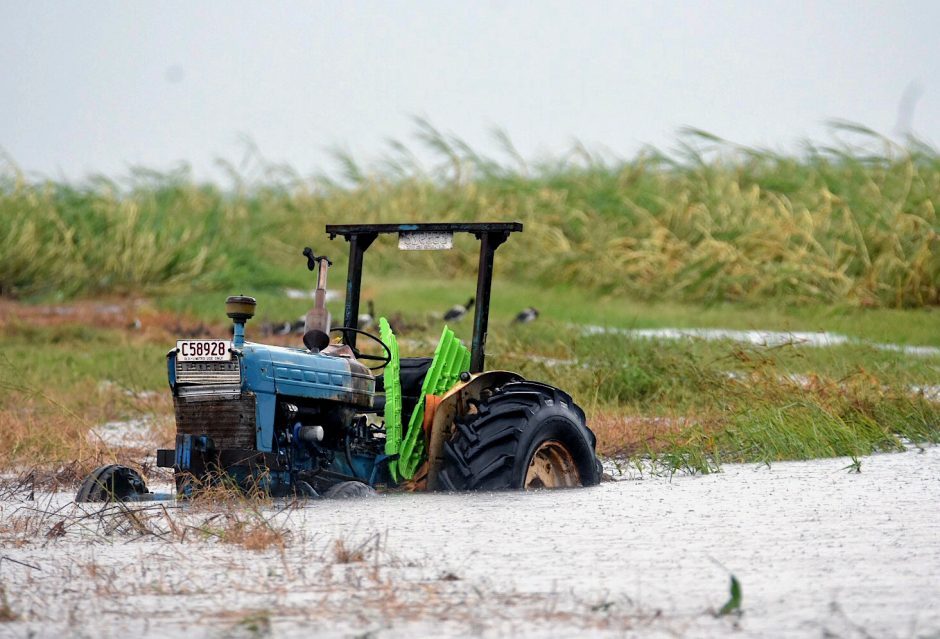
0;585;17;623
332;538;367;564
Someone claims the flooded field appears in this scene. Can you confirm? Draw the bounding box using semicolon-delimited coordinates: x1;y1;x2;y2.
581;325;940;357
2;446;938;638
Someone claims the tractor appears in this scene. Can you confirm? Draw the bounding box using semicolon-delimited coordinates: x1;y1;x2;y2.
77;223;601;501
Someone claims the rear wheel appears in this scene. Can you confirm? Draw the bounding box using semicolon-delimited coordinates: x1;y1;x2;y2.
524;440;582;488
437;381;600;491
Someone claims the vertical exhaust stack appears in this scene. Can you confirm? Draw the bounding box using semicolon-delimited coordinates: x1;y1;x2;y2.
302;247;332;352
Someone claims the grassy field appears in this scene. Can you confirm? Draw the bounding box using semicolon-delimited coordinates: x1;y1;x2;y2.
1;124;938;479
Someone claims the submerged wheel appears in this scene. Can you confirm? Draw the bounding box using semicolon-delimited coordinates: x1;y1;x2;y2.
437;381;601;491
76;464;149;502
524;440;582;489
323;481;377;499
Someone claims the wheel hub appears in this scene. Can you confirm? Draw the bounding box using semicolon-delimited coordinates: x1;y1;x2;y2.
524;440;581;489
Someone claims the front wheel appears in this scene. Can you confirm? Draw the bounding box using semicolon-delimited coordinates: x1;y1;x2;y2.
76;464;150;502
437;381;601;491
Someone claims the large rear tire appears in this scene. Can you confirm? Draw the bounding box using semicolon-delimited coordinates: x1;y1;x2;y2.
437;381;600;491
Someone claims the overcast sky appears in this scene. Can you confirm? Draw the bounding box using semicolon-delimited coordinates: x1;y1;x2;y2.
1;0;938;180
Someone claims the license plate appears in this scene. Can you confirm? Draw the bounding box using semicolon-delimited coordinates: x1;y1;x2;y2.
176;340;232;362
398;231;453;250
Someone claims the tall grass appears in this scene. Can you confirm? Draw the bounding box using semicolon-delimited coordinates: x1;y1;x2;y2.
1;121;937;307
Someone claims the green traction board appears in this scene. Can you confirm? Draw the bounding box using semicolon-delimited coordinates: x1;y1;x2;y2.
379;317;403;481
379;319;471;482
398;325;471;479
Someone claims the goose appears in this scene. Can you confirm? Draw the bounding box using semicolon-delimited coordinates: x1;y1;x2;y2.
512;307;539;324
175;322;211;338
386;312;426;335
260;320;276;337
358;300;376;330
443;297;474;322
275;316;305;335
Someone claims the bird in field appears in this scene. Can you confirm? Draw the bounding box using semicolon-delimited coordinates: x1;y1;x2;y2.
275;316;305;335
385;312;425;335
512;307;539;324
173;322;212;338
443;297;474;322
358;300;376;330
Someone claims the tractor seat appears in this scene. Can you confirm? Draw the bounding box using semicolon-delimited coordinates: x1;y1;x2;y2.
375;357;432;419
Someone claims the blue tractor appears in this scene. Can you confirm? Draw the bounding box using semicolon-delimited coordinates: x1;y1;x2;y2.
76;223;601;501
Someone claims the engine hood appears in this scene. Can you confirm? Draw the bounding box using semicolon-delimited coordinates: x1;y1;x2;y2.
239;342;375;407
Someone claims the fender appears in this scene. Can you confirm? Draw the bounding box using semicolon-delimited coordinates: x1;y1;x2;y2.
424;370;524;490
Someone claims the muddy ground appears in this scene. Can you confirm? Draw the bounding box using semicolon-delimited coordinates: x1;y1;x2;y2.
1;446;938;638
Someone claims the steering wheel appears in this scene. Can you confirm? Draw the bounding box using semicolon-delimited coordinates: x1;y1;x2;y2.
329;327;392;371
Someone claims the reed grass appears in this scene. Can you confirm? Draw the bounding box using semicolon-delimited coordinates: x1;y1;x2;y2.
1;121;937;307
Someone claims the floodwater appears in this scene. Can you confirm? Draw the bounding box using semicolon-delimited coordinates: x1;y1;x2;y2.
2;447;938;638
581;325;940;357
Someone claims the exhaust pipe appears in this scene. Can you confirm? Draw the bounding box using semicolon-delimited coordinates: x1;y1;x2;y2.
302;247;332;352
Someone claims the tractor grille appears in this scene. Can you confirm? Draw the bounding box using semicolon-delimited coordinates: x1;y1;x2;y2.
174;394;256;449
176;360;241;385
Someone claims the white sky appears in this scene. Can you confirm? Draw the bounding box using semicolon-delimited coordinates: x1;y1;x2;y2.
1;0;938;180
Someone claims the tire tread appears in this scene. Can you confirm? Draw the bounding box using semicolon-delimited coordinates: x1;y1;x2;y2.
437;381;599;491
